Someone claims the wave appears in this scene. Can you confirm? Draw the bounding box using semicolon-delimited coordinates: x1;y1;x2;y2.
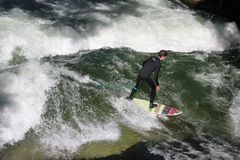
1;0;240;65
0;61;57;148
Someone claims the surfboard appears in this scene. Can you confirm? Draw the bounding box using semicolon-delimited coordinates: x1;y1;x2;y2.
133;98;182;116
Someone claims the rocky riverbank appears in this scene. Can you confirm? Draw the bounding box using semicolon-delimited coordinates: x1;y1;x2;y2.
180;0;240;27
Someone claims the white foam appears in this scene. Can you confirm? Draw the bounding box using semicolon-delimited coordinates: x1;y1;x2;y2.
221;22;240;46
1;1;240;64
150;137;235;160
94;3;112;11
194;53;209;61
58;67;95;84
37;117;120;158
110;97;161;131
194;73;223;87
200;140;235;159
85;0;239;52
0;61;57;148
230;91;240;137
0;9;81;63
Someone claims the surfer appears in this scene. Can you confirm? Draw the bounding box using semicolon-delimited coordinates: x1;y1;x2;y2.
126;50;168;108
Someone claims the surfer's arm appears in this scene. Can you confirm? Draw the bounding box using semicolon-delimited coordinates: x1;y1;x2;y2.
154;65;160;86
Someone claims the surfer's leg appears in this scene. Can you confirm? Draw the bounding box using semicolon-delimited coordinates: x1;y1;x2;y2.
127;76;141;100
145;78;156;108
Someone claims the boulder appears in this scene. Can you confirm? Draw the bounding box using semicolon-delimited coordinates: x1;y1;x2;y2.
180;0;240;27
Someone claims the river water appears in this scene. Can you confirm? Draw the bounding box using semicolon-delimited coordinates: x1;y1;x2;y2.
0;0;240;159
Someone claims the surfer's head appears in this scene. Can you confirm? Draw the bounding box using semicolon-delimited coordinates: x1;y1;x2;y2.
158;50;168;61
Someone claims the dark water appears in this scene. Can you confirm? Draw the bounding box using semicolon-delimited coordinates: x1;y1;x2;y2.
0;0;240;159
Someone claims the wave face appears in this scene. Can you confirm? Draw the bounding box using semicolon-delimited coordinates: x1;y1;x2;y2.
0;0;240;159
0;62;57;148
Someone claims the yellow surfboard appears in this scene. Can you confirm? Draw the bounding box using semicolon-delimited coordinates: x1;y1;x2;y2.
133;98;182;116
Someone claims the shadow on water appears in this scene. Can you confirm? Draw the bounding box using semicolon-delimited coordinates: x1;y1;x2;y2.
81;132;240;160
0;66;20;110
0;93;13;110
0;71;16;110
80;142;164;160
0;0;141;34
221;46;240;68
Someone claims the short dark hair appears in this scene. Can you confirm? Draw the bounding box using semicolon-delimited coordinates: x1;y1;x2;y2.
158;50;168;57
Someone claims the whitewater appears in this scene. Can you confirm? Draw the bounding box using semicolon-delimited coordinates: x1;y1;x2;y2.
0;0;240;159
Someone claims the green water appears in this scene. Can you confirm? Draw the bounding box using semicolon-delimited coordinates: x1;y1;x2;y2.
1;48;240;159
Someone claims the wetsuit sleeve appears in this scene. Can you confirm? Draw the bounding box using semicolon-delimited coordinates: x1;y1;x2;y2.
154;64;161;86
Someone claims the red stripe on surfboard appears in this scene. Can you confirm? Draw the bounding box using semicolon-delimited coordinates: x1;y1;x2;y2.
168;108;174;115
166;107;171;114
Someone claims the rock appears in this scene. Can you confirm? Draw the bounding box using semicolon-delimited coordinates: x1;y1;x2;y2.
180;0;240;28
180;0;203;7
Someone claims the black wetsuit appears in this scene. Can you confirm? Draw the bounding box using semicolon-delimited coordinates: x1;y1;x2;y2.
128;56;161;104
